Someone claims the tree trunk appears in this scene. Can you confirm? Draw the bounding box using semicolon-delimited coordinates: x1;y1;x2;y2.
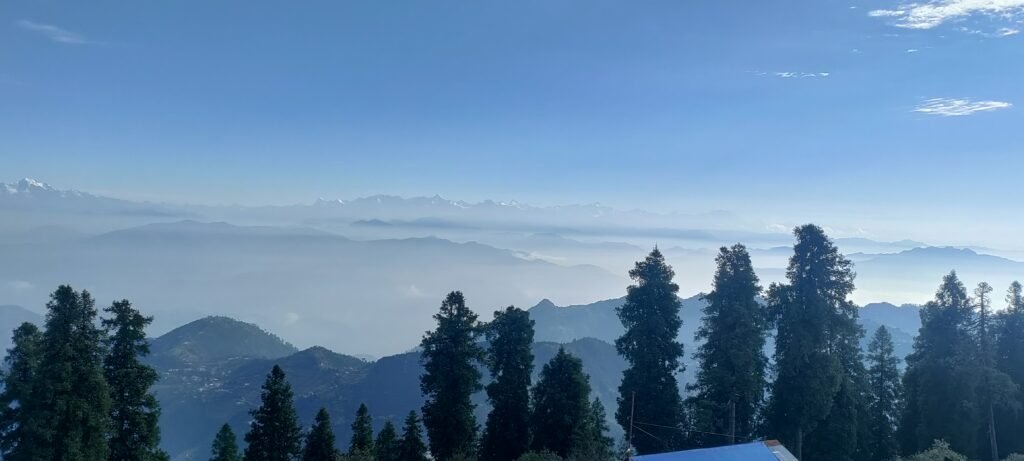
796;426;803;461
989;402;999;461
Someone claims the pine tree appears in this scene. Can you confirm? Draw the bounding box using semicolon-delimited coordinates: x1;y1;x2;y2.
480;306;535;461
210;424;241;461
303;408;337;461
375;421;400;461
865;326;902;461
685;244;766;448
571;398;614;461
976;283;999;461
35;286;112;461
243;365;302;461
530;347;592;458
899;272;981;457
972;282;1017;461
614;248;685;454
996;281;1024;455
764;225;857;461
103;299;168;461
397;411;428;461
0;322;45;461
348;403;374;456
419;291;483;460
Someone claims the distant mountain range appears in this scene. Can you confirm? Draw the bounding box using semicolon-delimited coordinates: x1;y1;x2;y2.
0;219;625;355
3;178;1023;356
140;315;625;461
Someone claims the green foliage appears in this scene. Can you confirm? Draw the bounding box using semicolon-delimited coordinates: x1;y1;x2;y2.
397;411;428;461
243;365;303;461
996;282;1024;456
904;440;967;461
615;248;685;454
1003;455;1024;461
447;452;477;461
515;452;563;461
686;244;766;447
571;398;615;461
340;450;374;461
480;306;535;461
36;286;112;461
419;291;483;461
899;272;982;458
348;403;374;456
0;322;45;461
304;408;338;461
866;327;903;461
764;225;859;461
375;420;400;461
210;424;241;461
530;348;592;458
104;299;168;461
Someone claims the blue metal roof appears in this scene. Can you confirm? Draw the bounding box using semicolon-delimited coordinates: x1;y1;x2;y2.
633;442;783;461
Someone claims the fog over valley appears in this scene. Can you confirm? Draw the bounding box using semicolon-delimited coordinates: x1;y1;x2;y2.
3;178;1020;357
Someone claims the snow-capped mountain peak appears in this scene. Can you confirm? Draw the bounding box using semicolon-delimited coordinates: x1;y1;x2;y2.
0;178;97;201
2;178;59;195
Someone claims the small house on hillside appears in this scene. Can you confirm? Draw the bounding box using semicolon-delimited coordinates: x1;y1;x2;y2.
632;440;798;461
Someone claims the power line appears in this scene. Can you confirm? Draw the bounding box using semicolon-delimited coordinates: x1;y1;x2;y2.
631;420;759;443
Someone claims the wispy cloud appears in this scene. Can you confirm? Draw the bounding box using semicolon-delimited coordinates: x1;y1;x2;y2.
17;19;91;45
758;71;831;79
869;0;1024;30
913;97;1012;116
960;25;1021;36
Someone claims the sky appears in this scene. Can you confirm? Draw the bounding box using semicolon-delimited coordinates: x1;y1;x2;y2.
1;0;1022;246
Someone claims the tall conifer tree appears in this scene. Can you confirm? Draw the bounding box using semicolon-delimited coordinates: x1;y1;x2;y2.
210;424;241;461
480;306;535;461
397;411;428;461
375;421;400;461
0;323;45;461
975;282;1000;461
242;365;302;461
348;403;374;456
529;348;593;459
36;286;111;461
104;299;167;461
615;248;685;454
972;283;1017;461
303;408;337;461
996;281;1024;455
764;225;857;461
865;326;902;461
419;291;483;460
899;272;981;457
686;244;766;447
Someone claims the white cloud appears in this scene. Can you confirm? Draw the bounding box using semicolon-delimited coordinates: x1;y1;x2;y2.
913;97;1013;116
284;311;301;325
906;48;921;52
773;72;831;78
869;0;1024;30
960;25;1022;35
17;19;90;45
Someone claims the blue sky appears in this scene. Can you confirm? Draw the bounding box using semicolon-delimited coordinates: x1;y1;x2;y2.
1;1;1022;244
